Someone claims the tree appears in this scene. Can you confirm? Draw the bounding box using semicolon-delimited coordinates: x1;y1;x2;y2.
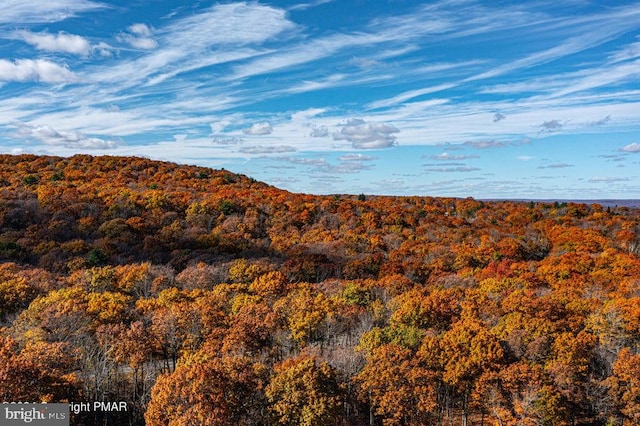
355;343;439;425
605;348;640;425
145;355;266;426
0;335;80;402
545;331;597;421
439;317;505;425
0;277;38;320
222;302;280;355
266;354;342;426
273;285;332;346
97;321;154;401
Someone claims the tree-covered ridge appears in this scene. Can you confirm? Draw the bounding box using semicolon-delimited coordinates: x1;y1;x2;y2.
1;154;639;425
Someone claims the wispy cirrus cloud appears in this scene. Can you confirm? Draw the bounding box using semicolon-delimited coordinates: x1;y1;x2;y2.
429;152;479;161
465;5;640;83
480;38;640;101
238;145;296;154
338;154;377;162
425;166;481;173
423;162;466;167
0;0;104;24
280;156;327;166
589;176;630;183
288;0;335;12
464;140;508;149
587;115;612;127
89;2;296;88
225;2;476;83
2;1;640;198
368;83;457;109
537;163;574;169
609;37;640;63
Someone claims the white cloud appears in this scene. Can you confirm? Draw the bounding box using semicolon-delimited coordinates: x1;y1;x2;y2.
466;12;640;84
13;31;91;56
425;166;481;173
239;145;296;154
280;156;327;166
429;152;479;161
288;0;335;11
310;125;329;138
90;3;297;90
609;38;640;63
164;3;296;49
12;122;119;149
210;119;233;134
324;162;374;174
118;24;158;50
242;122;273;135
422;162;466;167
0;0;104;24
212;136;244;145
333;119;399;149
368;84;456;109
587;115;612;126
338;154;377;162
464;140;507;149
227;30;390;81
129;23;153;37
620;142;640;153
128;37;159;50
539;120;564;133
589;176;629;183
537;163;574;169
482;59;640;100
284;74;346;94
547;59;640;99
0;59;75;83
1;0;640;189
94;42;115;57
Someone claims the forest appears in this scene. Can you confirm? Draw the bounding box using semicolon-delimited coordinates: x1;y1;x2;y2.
1;153;639;425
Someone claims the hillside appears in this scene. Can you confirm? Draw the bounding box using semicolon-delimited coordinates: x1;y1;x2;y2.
1;154;640;425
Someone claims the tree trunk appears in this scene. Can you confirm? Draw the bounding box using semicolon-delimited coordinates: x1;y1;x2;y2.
462;391;468;426
369;387;375;426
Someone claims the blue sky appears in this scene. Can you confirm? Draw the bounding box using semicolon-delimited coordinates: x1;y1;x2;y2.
1;0;640;198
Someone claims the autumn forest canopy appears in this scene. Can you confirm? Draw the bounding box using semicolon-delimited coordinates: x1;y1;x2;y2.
1;154;640;425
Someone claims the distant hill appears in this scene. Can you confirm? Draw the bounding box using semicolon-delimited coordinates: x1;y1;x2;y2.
486;198;640;209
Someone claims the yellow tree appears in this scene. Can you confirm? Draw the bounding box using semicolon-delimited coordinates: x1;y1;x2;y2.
273;284;332;346
439;317;505;425
266;354;342;426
